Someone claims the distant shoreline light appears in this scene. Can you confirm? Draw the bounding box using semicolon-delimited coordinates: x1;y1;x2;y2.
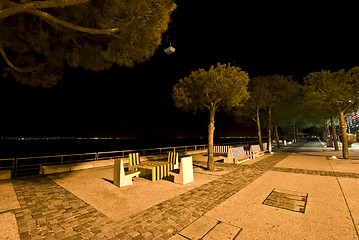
1;136;260;140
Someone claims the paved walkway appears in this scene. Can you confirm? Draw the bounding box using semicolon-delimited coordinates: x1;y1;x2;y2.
1;140;359;239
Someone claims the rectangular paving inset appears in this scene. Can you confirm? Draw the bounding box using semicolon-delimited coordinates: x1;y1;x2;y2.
202;221;242;240
178;216;242;240
262;188;308;214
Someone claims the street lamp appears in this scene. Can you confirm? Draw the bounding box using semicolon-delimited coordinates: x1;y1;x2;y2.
164;42;175;55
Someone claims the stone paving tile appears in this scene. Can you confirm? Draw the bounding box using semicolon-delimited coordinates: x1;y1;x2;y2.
12;176;122;239
12;151;290;239
115;151;291;239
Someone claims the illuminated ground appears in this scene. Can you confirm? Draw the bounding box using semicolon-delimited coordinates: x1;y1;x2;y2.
1;141;359;239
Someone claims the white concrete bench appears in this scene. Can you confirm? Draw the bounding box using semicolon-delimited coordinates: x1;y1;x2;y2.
93;159;114;168
232;147;250;164
249;145;265;157
70;162;94;171
214;145;234;163
263;143;268;152
113;159;140;187
40;164;71;175
245;145;261;159
182;149;207;155
40;159;115;175
169;156;194;184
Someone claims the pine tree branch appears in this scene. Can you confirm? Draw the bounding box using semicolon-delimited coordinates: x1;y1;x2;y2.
27;9;120;35
2;0;121;35
0;0;90;19
0;43;30;72
343;102;353;117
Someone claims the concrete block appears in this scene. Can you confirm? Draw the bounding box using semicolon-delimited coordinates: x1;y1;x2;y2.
223;148;234;163
40;164;71;175
70;162;94;171
114;159;140;187
0;170;11;180
182;149;207;155
169;156;194;184
93;159;114;168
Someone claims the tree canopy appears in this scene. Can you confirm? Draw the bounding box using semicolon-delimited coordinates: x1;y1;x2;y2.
0;0;176;87
304;67;359;158
172;63;250;113
172;63;250;170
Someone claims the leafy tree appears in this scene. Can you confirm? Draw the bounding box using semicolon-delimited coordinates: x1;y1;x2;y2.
0;0;176;87
270;76;300;148
172;63;250;171
302;84;340;150
304;67;359;159
249;74;295;152
231;75;271;150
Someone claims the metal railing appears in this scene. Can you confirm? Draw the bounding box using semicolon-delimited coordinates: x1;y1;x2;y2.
0;141;256;178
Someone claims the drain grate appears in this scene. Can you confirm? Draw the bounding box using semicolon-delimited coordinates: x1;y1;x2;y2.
262;188;308;214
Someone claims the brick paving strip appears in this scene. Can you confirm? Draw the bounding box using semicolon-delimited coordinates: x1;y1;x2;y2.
12;151;291;240
272;167;359;178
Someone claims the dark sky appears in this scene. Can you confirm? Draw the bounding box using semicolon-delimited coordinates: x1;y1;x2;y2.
1;1;359;138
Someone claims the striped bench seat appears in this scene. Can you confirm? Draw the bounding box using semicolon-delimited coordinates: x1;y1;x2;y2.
137;161;174;182
214;145;232;154
128;152;179;182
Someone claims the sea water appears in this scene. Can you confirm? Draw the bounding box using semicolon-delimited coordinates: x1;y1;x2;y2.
0;137;257;159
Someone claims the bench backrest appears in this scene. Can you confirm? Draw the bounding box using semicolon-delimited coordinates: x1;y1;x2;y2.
168;151;179;169
129;153;140;166
250;145;261;152
214;145;231;154
232;147;246;158
180;156;194;184
168;151;177;164
263;143;268;151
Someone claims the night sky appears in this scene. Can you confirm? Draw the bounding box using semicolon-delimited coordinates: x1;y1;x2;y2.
1;1;358;138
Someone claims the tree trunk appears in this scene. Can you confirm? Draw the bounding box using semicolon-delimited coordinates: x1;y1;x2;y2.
324;123;332;147
296;128;299;142
330;115;339;151
256;105;263;151
268;107;272;153
207;106;216;171
274;122;280;148
324;124;328;140
338;109;349;159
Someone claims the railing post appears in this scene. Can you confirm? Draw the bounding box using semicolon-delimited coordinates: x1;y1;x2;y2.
95;152;98;161
61;155;64;164
14;158;18;178
12;157;16;178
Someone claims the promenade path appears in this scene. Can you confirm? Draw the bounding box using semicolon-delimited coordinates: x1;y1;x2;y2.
1;140;359;239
